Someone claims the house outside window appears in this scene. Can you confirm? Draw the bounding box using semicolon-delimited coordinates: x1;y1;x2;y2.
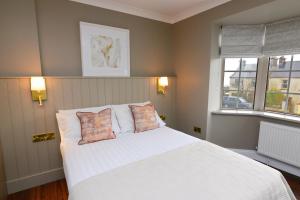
222;58;258;109
265;54;300;115
281;80;288;90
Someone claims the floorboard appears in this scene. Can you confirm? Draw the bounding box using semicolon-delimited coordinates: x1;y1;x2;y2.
7;179;68;200
284;173;300;199
7;174;300;200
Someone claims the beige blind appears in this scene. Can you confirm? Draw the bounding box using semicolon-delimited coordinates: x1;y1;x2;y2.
221;25;265;57
264;17;300;56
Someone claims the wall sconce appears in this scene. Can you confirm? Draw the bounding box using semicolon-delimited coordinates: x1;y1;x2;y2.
31;77;47;106
157;77;168;95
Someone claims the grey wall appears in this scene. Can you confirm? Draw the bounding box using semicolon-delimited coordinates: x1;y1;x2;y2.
209;115;261;149
210;115;300;149
172;0;275;139
0;0;174;77
0;138;7;200
35;0;174;76
0;0;41;76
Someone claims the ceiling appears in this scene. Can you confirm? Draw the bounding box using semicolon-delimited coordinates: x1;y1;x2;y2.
220;0;300;25
71;0;231;24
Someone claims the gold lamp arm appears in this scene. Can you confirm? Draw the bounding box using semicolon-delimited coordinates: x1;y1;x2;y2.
38;95;42;106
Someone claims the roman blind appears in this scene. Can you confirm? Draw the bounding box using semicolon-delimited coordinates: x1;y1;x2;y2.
221;25;265;57
264;17;300;56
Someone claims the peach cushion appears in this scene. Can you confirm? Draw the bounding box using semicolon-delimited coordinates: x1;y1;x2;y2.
76;108;116;145
129;103;159;133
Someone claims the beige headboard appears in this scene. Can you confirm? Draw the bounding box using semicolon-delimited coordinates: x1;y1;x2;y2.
0;77;176;193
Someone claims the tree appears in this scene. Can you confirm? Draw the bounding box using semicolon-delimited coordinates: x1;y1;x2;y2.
266;90;285;109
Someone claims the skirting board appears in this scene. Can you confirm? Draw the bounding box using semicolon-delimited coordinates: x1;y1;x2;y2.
230;149;300;177
6;168;64;194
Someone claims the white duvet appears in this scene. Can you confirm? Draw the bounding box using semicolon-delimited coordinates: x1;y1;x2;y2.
61;127;198;189
61;127;296;200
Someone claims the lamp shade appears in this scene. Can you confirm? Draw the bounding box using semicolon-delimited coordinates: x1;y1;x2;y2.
158;77;168;87
31;77;46;91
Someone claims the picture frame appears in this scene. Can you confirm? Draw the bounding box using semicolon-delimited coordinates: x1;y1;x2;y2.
80;22;130;77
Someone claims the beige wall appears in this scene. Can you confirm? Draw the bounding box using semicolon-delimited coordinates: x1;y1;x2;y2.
0;139;7;200
172;0;275;139
0;0;174;77
0;0;41;77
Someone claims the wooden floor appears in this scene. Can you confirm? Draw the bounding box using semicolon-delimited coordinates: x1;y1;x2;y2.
7;179;68;200
7;174;300;200
285;173;300;199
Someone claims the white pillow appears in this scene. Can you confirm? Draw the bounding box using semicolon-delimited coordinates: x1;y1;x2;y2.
156;112;166;127
56;113;80;141
57;106;121;140
58;105;110;114
112;101;166;134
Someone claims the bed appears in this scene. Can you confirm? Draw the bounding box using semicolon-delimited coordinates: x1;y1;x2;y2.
57;104;296;200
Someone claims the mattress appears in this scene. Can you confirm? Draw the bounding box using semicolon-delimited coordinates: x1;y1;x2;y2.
60;126;199;189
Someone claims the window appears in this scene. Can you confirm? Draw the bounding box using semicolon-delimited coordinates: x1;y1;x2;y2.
219;18;300;118
222;58;258;109
281;80;288;89
265;55;300;115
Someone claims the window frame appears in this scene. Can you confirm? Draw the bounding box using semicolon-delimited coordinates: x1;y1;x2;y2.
220;57;259;110
264;54;300;116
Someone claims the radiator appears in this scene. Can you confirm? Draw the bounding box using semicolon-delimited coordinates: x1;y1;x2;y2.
258;121;300;168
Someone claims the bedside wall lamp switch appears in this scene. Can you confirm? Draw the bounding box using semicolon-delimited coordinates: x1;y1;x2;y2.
31;77;47;106
157;77;168;95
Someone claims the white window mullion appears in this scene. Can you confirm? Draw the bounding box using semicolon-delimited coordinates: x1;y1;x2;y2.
237;58;242;109
254;57;269;111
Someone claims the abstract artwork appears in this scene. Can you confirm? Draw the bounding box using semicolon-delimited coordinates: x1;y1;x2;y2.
80;22;130;77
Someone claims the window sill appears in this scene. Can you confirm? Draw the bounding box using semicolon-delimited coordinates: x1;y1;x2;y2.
212;110;300;124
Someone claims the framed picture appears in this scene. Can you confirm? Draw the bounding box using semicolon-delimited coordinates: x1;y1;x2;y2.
80;22;130;77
